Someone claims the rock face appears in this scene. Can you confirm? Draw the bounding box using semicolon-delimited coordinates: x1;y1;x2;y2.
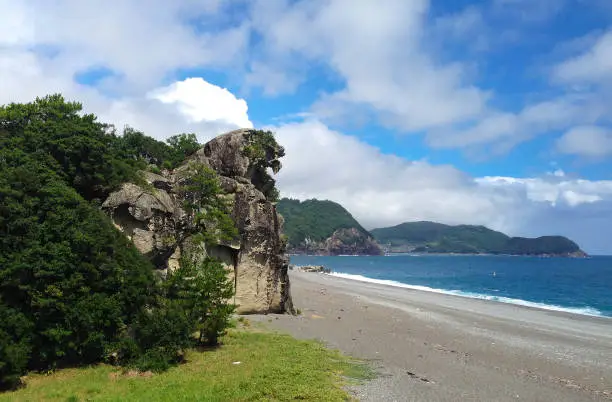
102;129;293;314
324;228;383;256
287;228;383;256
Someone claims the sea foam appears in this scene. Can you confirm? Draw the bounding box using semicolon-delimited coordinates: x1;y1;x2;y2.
329;272;605;317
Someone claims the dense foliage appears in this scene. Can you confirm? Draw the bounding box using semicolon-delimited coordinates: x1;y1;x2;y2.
0;95;140;201
178;162;238;246
242;129;285;201
120;128;200;170
0;95;237;389
276;198;371;247
0;150;157;386
371;221;583;255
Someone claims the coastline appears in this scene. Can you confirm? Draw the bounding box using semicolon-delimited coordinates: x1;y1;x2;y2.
251;271;612;401
327;271;607;317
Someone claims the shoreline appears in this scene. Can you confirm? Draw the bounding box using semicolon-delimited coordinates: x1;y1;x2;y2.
251;271;612;401
289;252;590;257
327;271;609;319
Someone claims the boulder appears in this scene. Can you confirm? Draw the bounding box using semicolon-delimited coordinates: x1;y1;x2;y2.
102;129;293;314
297;265;330;274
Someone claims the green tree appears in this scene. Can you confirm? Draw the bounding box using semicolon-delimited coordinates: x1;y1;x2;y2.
165;257;235;346
0;149;157;374
167;133;200;163
178;162;238;245
0;94;140;201
171;162;238;346
242;130;285;201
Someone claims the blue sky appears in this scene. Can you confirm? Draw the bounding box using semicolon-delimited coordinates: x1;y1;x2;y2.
2;0;612;253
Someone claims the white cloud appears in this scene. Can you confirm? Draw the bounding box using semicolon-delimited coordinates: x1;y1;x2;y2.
0;1;252;142
426;94;606;152
149;78;252;128
477;175;612;207
554;30;612;84
556;126;612;157
249;0;490;131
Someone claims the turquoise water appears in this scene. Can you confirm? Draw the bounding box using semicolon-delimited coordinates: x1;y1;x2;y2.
289;255;612;318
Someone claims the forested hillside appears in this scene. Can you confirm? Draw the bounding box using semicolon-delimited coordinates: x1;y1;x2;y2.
277;198;369;246
276;198;382;255
371;221;586;256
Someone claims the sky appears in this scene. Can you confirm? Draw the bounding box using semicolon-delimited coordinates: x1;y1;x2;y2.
2;0;612;254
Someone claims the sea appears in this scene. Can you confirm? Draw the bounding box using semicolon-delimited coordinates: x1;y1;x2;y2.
289;254;612;318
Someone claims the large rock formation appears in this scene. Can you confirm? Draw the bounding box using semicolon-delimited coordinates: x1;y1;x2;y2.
102;129;293;314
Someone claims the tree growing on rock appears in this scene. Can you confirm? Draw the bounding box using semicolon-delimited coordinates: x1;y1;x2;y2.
242;129;285;201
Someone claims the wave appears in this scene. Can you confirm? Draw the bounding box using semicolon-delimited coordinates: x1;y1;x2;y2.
329;272;606;318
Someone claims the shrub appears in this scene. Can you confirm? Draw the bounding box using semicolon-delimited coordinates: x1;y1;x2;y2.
165;257;236;346
129;303;195;372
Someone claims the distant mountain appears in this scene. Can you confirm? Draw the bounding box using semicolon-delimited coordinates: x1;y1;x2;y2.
276;198;382;255
371;221;587;257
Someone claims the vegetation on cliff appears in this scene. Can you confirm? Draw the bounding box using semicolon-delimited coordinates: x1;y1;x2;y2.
277;198;369;245
276;198;381;255
0;95;245;389
371;221;585;256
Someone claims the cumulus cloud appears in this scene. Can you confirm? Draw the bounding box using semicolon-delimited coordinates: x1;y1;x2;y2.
149;78;252;128
245;0;612;160
0;0;249;92
0;1;252;142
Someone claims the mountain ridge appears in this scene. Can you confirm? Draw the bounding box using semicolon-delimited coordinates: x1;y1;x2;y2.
277;198;587;257
371;221;587;257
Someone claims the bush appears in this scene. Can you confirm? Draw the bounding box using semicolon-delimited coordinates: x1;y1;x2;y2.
129;303;195;371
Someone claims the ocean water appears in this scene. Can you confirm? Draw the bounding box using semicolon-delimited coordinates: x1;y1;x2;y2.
289;255;612;318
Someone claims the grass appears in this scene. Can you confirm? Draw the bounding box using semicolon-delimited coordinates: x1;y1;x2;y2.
1;325;372;402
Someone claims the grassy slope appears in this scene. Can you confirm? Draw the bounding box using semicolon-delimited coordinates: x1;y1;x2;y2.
277;198;370;247
1;326;371;402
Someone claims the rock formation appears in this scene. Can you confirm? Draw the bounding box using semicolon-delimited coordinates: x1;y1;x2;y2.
102;129;293;314
323;228;383;256
287;228;383;256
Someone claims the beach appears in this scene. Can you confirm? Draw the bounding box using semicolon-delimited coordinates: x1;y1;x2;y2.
251;271;612;401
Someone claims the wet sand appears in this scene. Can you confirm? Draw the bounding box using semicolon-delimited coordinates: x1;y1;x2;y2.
250;271;612;402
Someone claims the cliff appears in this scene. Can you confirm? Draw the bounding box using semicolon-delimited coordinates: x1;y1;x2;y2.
276;198;382;255
372;221;587;257
102;129;293;314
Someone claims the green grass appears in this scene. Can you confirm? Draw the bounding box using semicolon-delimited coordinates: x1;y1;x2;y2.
1;327;372;402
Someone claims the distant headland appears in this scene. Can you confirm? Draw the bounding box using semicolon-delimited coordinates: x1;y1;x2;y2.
277;198;587;258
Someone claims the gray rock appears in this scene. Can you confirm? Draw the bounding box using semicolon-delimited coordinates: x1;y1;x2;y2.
102;129;293;314
297;265;331;274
